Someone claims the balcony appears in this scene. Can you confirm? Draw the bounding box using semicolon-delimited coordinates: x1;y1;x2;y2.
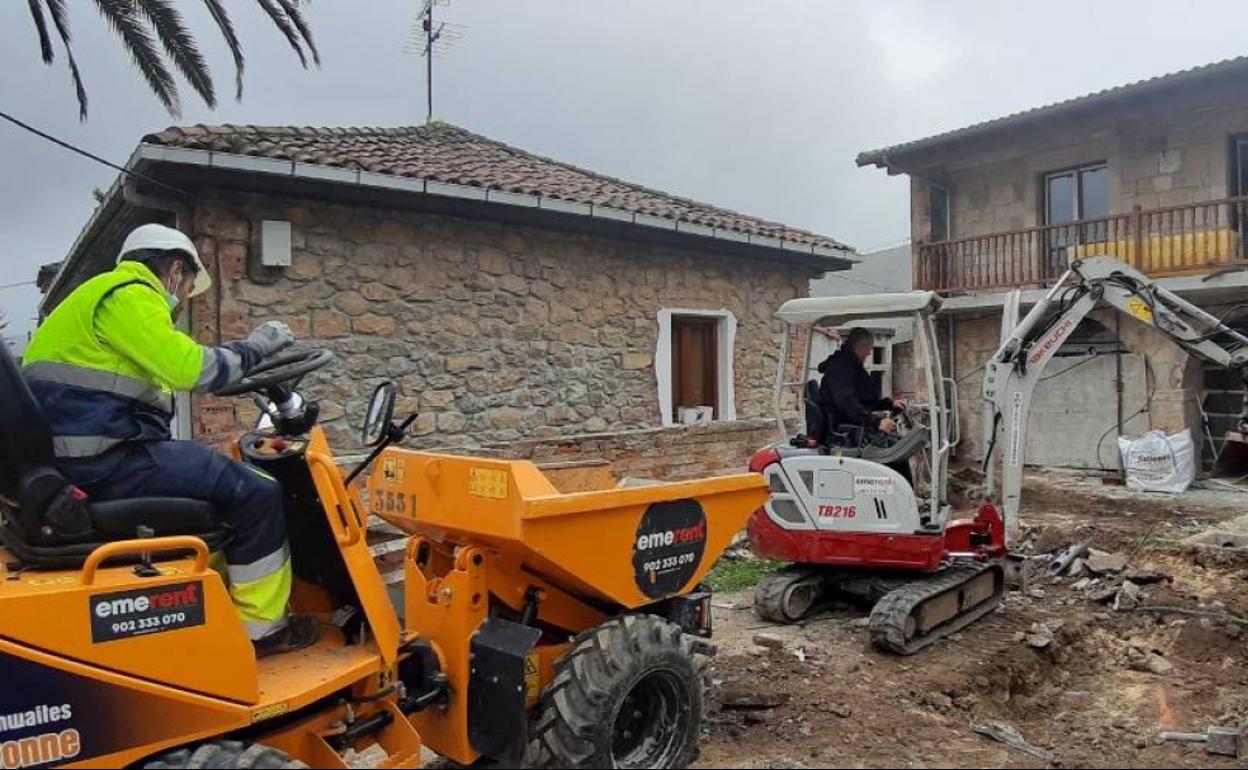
916;196;1248;292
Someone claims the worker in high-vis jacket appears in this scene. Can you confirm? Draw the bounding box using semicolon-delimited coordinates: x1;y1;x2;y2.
23;223;318;658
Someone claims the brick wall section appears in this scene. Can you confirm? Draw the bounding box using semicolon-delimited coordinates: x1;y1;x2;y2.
186;190;811;455
464;418;784;480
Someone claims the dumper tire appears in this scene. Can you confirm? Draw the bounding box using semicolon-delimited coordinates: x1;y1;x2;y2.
527;614;708;769
143;741;306;769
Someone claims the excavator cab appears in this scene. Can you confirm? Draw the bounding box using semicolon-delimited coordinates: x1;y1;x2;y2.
761;291;959;523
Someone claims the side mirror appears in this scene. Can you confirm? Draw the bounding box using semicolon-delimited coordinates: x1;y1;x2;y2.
362;381;398;447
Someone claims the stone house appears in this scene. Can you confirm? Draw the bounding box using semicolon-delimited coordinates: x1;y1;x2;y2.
40;123;852;478
857;56;1248;469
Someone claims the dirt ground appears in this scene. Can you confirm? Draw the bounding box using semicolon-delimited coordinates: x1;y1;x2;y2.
697;471;1248;769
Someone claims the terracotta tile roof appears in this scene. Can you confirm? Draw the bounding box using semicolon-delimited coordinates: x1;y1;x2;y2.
143;121;850;252
858;55;1248;172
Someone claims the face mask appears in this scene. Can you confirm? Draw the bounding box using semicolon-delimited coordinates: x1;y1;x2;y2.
165;273;182;318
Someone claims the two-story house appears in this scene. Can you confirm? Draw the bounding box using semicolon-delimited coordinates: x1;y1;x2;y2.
858;56;1248;470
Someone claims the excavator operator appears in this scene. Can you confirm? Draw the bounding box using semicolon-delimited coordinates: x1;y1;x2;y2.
22;223;318;658
817;326;906;443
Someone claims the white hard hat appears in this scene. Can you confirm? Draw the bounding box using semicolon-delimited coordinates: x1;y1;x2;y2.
118;223;212;298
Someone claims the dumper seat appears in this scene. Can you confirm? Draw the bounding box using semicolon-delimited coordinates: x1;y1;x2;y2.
0;338;229;569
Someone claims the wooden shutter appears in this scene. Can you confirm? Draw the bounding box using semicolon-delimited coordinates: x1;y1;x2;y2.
672;316;719;419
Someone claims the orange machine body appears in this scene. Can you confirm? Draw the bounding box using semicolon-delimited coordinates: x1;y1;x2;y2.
0;430;766;767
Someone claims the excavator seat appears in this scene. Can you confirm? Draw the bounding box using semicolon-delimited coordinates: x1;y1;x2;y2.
0;338;230;570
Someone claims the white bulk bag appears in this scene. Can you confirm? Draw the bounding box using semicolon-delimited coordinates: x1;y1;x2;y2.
1117;429;1196;494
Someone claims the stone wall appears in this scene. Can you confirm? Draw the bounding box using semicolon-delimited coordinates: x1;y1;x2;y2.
909;77;1248;243
185;190;812;457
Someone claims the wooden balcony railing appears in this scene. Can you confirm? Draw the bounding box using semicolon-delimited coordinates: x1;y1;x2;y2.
916;196;1248;292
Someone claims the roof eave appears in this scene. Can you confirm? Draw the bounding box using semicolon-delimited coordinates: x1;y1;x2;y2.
129;144;856;270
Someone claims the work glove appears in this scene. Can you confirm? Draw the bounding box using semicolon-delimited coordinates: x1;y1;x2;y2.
246;320;295;358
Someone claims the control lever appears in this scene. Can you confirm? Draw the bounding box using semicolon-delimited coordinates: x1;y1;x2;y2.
134;525;160;578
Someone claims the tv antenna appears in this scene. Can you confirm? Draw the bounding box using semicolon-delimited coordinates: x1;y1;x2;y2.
406;0;466;123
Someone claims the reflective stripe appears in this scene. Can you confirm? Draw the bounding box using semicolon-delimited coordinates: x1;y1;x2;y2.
195;346;244;393
52;435;126;458
24;360;172;414
243;616;289;641
228;544;291;584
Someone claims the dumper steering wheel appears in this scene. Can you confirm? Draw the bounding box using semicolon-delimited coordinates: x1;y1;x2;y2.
215;349;335;397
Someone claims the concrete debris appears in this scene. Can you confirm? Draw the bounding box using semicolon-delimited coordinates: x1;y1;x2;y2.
753;633;786;650
1024;622;1056;649
1123;568;1171;585
1090;587;1120;605
1048;543;1090;577
1160;726;1244;757
1085;550;1129;575
1127;646;1174;676
1113;581;1143;611
721;688;792;710
1071;577;1094;592
971;721;1055;762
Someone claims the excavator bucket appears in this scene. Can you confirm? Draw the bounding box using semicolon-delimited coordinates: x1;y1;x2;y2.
1212;432;1248;481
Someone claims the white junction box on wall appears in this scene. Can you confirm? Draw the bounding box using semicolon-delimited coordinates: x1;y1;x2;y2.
261;220;292;267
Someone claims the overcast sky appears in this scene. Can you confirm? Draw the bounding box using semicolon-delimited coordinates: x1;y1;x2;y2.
2;1;1247;348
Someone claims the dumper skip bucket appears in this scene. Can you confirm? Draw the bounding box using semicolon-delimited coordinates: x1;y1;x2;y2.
366;449;769;609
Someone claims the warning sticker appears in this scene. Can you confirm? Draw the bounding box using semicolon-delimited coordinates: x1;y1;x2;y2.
468;467;509;500
523;654;541;708
89;581;205;644
1126;297;1155;324
854;476;895;495
1008;392;1024;468
381;456;406;485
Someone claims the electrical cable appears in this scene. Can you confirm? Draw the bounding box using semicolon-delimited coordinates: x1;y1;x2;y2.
1096;353;1154;471
0;109;188;199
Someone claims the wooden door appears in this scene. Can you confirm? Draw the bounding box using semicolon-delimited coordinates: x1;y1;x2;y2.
672;316;718;421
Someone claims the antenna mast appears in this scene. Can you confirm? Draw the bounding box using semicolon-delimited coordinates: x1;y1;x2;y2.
409;1;465;123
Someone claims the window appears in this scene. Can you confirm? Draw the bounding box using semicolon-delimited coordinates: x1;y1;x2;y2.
1043;163;1108;273
655;309;738;426
1044;163;1108;225
929;185;950;243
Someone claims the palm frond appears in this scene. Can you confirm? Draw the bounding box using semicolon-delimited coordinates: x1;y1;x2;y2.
253;0;309;68
200;0;245;99
274;0;320;66
91;0;181;116
43;0;90;119
135;0;215;108
27;0;54;63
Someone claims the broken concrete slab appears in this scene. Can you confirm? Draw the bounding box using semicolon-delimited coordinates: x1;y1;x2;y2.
1123;568;1171;585
753;633;786;650
1086;550;1128;575
721;688;792;710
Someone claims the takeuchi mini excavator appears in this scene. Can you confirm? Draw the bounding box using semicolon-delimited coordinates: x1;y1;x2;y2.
0;339;768;769
748;256;1248;655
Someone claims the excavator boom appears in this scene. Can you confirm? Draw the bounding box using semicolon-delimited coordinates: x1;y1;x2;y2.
982;256;1248;538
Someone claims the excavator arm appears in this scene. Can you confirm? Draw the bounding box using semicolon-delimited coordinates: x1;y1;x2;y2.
981;256;1248;540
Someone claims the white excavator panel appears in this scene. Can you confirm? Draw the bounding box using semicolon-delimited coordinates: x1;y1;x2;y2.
764;454;922;535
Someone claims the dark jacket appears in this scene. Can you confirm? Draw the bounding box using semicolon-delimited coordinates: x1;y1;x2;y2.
817;348;892;428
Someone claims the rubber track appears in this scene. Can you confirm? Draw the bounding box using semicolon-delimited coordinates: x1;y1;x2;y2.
868;562;1005;656
753;566;823;624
